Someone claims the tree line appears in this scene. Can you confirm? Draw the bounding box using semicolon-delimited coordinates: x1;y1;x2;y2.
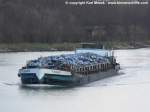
0;0;150;43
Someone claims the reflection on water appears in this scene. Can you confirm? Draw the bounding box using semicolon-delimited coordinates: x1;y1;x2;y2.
0;48;150;112
19;84;76;93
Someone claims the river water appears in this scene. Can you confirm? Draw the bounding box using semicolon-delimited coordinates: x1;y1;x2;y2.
0;48;150;112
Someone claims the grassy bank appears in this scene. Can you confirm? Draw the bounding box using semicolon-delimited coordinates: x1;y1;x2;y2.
103;41;150;49
0;41;150;52
0;43;81;52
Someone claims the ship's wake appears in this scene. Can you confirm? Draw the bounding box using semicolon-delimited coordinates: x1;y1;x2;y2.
0;81;20;86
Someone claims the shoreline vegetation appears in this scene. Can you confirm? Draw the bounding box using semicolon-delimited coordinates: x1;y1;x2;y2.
0;0;150;53
0;1;150;53
0;41;150;52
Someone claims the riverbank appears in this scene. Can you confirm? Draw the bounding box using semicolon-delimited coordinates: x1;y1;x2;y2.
0;43;81;52
0;41;150;52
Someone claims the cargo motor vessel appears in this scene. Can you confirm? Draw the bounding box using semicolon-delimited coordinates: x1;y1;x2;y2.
18;43;120;86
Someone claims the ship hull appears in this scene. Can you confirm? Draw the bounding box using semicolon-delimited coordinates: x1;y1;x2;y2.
74;69;119;86
18;68;119;86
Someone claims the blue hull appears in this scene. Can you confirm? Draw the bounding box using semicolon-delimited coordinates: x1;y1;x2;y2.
20;69;119;86
21;73;39;84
